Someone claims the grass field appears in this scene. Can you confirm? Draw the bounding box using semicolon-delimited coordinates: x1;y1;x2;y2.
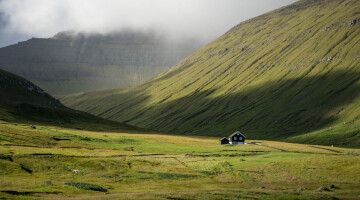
0;121;359;199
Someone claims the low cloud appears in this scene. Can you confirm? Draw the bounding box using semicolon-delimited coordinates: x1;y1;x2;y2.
0;0;297;47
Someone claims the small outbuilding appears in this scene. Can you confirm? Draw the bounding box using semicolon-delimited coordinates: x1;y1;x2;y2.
219;137;229;145
219;131;245;145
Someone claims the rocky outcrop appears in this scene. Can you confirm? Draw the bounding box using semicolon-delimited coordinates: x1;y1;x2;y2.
348;18;359;26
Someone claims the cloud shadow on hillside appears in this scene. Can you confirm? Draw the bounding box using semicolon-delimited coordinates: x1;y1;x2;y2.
114;69;360;139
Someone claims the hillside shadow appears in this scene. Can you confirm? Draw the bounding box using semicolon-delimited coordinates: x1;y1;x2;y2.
117;69;360;139
0;103;152;134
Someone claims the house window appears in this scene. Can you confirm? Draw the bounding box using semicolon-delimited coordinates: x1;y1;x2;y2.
240;137;242;140
234;137;237;140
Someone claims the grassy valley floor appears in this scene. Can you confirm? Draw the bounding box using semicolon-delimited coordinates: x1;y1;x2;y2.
0;121;359;199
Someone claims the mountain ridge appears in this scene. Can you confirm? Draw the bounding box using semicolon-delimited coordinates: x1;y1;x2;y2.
0;69;147;133
0;29;203;94
61;0;360;146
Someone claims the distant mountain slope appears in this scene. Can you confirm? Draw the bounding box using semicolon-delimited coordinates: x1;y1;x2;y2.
0;69;145;132
0;30;202;95
0;68;63;108
61;0;360;146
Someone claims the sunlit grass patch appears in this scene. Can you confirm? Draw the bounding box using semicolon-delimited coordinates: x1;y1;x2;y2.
0;120;359;199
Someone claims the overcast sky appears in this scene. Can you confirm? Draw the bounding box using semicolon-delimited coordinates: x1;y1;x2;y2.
0;0;298;48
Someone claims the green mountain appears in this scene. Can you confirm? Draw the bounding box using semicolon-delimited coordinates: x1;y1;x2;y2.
0;69;144;132
61;0;360;147
0;30;202;95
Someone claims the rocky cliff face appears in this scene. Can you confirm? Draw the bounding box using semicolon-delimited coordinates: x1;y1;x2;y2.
0;30;202;94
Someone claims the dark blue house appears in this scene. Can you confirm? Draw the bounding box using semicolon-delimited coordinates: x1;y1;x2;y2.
219;131;245;145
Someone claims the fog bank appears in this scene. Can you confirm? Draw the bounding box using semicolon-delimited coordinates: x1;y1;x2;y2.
0;0;298;47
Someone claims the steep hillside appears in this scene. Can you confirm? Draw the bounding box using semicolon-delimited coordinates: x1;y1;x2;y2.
0;30;202;95
61;0;360;146
0;69;63;108
0;69;144;132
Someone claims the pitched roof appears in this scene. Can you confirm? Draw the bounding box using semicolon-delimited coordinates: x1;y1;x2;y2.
228;131;245;137
219;137;229;141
